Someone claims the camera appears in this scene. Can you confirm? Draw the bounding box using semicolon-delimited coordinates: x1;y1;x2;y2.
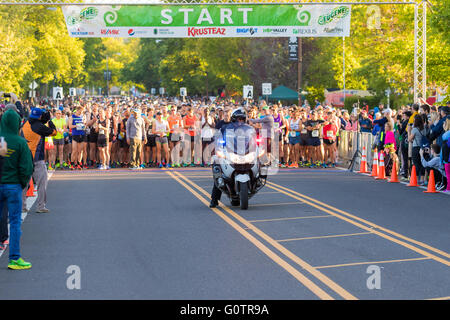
3;93;10;98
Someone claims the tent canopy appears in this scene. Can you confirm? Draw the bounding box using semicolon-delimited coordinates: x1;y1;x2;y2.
266;85;298;101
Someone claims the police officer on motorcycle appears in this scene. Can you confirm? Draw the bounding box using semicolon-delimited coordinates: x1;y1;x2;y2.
209;108;250;208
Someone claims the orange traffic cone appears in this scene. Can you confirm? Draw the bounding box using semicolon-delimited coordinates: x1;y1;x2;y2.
407;165;419;187
375;152;386;180
424;170;438;193
371;150;378;177
389;160;400;183
26;179;36;197
359;147;369;174
407;165;418;187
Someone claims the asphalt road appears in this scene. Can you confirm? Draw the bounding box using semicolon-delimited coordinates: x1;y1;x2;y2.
0;167;449;300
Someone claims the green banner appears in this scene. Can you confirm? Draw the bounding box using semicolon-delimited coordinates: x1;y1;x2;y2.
63;5;351;38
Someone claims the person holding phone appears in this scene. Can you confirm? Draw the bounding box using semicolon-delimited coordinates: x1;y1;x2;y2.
0;109;34;269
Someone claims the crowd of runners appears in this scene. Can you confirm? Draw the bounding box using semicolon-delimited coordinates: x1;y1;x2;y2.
1;95;449;177
1;96;353;170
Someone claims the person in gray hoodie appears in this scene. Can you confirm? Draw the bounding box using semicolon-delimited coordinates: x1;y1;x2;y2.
126;108;147;169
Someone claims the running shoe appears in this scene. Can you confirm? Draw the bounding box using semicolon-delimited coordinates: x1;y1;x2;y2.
0;243;5;251
3;239;9;245
83;164;88;170
99;165;105;170
8;258;32;270
190;163;195;167
55;163;60;169
166;163;171;168
48;165;54;171
140;164;146;169
158;163;163;168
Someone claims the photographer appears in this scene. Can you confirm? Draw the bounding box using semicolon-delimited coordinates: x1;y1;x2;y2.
419;144;445;190
0;92;25;119
21;108;57;213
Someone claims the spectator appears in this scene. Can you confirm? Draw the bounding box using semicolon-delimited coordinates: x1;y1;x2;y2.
21;108;57;213
419;144;446;190
359;110;373;133
441;119;450;192
398;111;412;179
409;115;428;185
0;109;34;269
428;106;450;146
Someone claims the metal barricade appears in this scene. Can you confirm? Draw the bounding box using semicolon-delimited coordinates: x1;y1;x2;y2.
338;130;375;170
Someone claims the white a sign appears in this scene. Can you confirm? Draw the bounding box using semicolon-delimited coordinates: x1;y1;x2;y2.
262;83;272;95
69;88;77;97
180;87;187;97
159;87;165;95
243;85;253;99
53;87;64;100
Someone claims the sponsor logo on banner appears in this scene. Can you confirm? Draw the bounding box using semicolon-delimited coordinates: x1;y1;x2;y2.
127;29;147;36
323;27;344;34
236;28;258;35
154;28;175;36
263;28;287;34
188;27;226;37
101;29;120;35
318;6;350;25
128;29;135;36
80;7;98;21
71;28;94;36
293;28;318;35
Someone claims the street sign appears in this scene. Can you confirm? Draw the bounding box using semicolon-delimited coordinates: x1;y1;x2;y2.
28;91;36;98
53;87;63;100
262;83;272;96
104;71;112;81
159;87;165;95
69;88;76;97
243;85;253;99
288;37;298;61
180;87;187;97
151;88;156;95
29;81;38;90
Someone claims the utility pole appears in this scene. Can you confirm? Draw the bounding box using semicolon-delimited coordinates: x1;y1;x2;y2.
106;55;109;97
297;37;302;107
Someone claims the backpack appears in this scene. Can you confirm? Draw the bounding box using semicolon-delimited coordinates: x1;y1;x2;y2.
418;129;430;149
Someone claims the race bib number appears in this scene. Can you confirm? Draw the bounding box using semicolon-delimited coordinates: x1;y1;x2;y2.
301;129;307;134
76;123;84;131
171;133;180;141
290;131;297;137
327;130;334;138
99;129;105;135
312;130;319;137
274;122;280;129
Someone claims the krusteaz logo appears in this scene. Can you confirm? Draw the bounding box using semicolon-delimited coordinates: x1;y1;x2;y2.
318;6;350;25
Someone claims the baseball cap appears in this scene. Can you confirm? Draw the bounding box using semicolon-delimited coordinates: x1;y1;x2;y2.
29;107;44;119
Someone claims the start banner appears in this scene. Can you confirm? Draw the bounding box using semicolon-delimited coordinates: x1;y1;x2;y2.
63;5;351;38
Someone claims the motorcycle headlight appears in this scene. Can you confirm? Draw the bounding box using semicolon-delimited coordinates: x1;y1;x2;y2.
229;152;256;164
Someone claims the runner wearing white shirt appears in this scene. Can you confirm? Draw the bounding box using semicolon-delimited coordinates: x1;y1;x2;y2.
153;111;170;168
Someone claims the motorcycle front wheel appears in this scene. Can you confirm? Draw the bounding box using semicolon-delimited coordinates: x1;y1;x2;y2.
239;182;248;210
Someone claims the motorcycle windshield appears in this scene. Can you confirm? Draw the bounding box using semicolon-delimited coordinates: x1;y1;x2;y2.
223;124;257;156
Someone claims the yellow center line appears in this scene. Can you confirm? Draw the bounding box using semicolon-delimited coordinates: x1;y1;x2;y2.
277;232;372;242
250;202;305;208
265;181;450;267
315;257;432;270
248;215;331;223
164;170;335;300
170;170;358;301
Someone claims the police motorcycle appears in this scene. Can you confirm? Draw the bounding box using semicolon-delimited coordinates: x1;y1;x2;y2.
212;109;267;210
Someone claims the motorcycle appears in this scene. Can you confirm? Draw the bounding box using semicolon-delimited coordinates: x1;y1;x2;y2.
212;124;267;210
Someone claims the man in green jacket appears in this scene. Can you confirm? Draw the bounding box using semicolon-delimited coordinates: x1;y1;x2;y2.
0;109;34;270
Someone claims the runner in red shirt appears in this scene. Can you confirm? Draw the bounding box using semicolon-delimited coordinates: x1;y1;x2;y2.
322;111;338;167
